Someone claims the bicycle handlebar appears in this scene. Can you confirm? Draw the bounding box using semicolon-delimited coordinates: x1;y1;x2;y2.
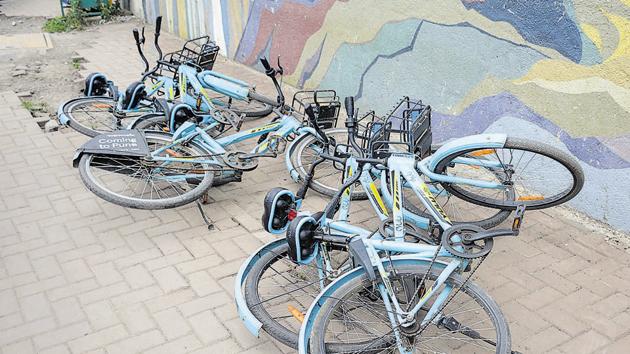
259;57;285;108
133;28;150;75
154;16;163;61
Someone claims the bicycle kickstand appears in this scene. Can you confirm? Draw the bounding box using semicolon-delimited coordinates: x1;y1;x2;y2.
195;199;215;231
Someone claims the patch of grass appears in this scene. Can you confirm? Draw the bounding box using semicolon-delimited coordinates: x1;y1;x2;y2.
43;0;85;33
71;58;82;70
22;100;49;113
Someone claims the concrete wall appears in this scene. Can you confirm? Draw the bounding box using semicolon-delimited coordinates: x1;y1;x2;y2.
131;0;630;233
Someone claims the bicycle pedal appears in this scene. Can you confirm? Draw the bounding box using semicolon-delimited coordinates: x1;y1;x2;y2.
511;204;526;234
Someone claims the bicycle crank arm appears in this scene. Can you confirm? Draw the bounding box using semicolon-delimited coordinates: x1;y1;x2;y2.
241;151;277;159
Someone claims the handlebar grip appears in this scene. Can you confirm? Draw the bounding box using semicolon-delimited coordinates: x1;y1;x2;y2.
304;105;317;123
344;96;355;119
133;28;140;44
260;57;272;71
155;16;162;35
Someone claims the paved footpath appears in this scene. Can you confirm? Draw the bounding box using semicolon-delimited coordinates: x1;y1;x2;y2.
1;21;630;354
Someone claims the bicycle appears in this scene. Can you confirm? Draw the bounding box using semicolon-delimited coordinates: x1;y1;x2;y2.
71;58;377;209
58;16;277;137
235;97;584;351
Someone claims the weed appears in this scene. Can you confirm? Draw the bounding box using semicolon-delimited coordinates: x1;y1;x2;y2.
100;0;121;21
22;100;49;113
43;0;85;33
71;58;82;70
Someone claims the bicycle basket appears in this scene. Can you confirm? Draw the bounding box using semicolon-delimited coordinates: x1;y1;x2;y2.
158;36;220;76
360;97;432;159
291;90;341;130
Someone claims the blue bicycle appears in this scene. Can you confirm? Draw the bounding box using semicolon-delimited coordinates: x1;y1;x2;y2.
71;58;363;209
235;97;583;352
58;16;276;137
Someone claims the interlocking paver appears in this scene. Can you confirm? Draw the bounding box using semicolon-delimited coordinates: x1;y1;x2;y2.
0;18;629;354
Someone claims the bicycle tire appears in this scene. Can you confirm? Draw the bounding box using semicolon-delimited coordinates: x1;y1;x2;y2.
62;96;153;137
434;137;584;210
289;128;368;200
308;262;511;353
78;131;214;209
210;91;273;120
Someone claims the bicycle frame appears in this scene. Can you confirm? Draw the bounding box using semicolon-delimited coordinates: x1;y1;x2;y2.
144;112;317;182
297;153;474;354
235;134;514;340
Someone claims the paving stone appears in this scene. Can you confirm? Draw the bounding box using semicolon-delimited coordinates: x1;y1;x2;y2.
67;324;128;353
152;307;191;340
188;310;229;344
84;300;119;330
20;292;52;321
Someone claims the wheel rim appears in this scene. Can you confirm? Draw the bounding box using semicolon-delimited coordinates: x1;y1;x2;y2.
247;246;351;347
316;269;504;353
83;134;212;204
66;97;150;133
295;130;352;196
440;147;576;209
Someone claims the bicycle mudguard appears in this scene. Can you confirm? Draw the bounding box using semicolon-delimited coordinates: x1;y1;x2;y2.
72;130;149;167
427;134;507;172
84;72;109;97
198;71;249;101
235;238;287;337
297;256;450;354
262;187;300;234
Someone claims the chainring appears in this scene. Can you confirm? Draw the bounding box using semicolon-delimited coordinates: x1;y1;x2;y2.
223;152;259;171
441;224;493;259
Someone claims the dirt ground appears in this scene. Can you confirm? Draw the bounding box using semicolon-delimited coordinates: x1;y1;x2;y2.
0;13;140;125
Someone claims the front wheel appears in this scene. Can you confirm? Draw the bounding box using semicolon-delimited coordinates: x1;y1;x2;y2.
78;131;215;209
308;262;511;353
289;128;368;200
434;137;584;210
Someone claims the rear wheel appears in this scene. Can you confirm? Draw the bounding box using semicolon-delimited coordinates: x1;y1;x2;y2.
78;131;214;209
244;242;351;349
309;263;511;353
209;91;273;119
61;96;154;137
434;137;584;210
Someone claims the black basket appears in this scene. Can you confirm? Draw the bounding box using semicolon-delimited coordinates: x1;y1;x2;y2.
157;36;220;77
358;97;432;159
291;90;341;129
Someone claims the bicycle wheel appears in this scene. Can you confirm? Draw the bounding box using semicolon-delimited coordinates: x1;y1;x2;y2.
61;97;153;137
308;262;511;353
78;131;215;209
132;114;170;131
244;242;352;349
434;137;584;210
289;128;368;200
210;91;273;119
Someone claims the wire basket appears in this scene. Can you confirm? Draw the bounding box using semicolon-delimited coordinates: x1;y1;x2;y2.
157;36;220;77
291;90;341;129
357;97;432;159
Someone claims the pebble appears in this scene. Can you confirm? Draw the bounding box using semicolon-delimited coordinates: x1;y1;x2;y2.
16;91;33;98
12;70;27;77
44;119;60;133
12;21;16;26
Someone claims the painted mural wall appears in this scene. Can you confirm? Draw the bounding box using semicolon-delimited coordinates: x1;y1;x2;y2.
134;0;630;233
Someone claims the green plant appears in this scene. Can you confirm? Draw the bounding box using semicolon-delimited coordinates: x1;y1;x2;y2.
100;0;121;21
43;0;85;33
22;100;49;113
71;58;82;70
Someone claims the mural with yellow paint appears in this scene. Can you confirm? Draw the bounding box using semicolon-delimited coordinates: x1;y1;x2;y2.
134;0;630;232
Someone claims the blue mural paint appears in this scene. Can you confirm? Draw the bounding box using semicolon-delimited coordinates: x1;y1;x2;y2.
463;0;583;62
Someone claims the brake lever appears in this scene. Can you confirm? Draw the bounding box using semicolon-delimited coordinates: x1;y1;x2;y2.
140;27;146;45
